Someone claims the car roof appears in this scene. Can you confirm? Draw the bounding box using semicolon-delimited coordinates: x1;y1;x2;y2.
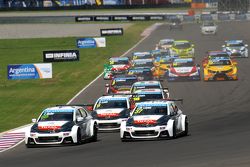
43;106;77;113
133;81;160;86
134;88;163;94
174;58;193;63
226;40;243;44
110;57;129;60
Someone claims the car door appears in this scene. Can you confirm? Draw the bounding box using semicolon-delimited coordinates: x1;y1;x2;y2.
80;108;92;137
169;103;181;132
75;109;87;137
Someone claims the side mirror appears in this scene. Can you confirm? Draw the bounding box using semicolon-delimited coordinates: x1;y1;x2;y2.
191;44;194;47
32;118;37;123
76;117;84;122
245;44;248;47
105;84;109;87
87;105;93;111
222;45;225;48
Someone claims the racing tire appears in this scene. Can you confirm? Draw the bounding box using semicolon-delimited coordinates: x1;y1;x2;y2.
171;122;177;139
183;118;189;136
76;129;82;145
91;124;98;142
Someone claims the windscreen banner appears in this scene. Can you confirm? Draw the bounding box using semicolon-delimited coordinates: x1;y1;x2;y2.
7;63;52;80
77;37;106;48
43;50;80;62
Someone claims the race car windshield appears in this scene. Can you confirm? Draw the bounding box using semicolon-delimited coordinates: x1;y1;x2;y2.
210;60;232;66
209;54;229;59
113;78;137;86
133;85;160;92
174;43;191;49
203;22;215;26
110;60;129;65
39;112;73;122
133;94;163;102
133;54;152;59
133;62;154;67
133;106;168;116
227;43;244;47
160;41;173;45
95;100;127;109
173;61;194;67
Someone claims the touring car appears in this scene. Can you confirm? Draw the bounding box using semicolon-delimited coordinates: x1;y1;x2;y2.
120;100;188;141
153;55;178;78
201;21;217;35
132;88;169;103
222;40;248;58
132;52;153;60
103;57;131;79
130;81;163;93
25;105;97;147
170;40;194;58
155;39;175;50
169;18;183;30
127;67;154;81
166;58;200;81
106;75;138;94
89;95;135;131
203;57;238;81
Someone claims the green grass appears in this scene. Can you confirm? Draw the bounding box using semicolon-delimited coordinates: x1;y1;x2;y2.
0;22;152;132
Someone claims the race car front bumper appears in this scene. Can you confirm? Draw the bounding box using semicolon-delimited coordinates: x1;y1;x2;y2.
121;126;170;140
204;73;238;81
96;118;127;131
167;72;200;81
25;131;76;145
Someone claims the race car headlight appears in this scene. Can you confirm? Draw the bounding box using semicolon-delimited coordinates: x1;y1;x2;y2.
30;124;38;133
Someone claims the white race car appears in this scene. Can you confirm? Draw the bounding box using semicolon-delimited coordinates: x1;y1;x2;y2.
90;95;135;131
120;100;188;141
201;21;217;35
222;40;248;58
25;105;97;147
130;81;163;93
155;39;175;50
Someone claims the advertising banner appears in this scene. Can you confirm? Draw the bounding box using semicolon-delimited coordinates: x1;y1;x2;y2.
77;37;106;48
75;16;94;22
100;28;123;36
43;50;80;62
8;63;52;80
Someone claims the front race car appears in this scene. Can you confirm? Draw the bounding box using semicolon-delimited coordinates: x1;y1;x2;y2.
25;106;97;147
222;40;248;58
103;57;131;79
204;58;238;81
201;21;217;35
170;40;194;58
91;96;132;131
120;101;188;141
166;58;200;81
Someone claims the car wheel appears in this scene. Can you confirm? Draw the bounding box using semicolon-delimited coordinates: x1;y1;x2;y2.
91;124;98;142
184;118;189;136
172;122;177;139
76;129;82;145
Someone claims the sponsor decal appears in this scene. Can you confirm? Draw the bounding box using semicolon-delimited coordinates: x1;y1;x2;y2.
75;16;93;22
94;16;112;21
43;50;79;62
38;126;61;130
134;120;157;124
97;113;119;118
100;28;123;36
112;16;130;21
77;37;106;48
7;63;52;80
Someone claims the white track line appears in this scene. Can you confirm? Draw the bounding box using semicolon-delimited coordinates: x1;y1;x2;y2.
67;34;149;104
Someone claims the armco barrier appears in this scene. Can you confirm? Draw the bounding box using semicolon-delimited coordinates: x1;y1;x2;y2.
235;14;247;21
201;14;213;21
183;15;195;22
218;14;230;21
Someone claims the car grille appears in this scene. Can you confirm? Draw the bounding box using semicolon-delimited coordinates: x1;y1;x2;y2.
98;123;120;129
132;130;158;137
36;136;62;143
37;129;61;134
97;116;120;120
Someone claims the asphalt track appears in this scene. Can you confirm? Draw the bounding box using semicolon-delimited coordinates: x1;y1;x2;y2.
1;21;250;167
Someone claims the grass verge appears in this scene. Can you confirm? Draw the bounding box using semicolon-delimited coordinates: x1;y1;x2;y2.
0;22;152;132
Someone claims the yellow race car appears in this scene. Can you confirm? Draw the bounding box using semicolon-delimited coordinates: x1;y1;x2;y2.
170;40;194;58
152;55;177;78
203;57;238;81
